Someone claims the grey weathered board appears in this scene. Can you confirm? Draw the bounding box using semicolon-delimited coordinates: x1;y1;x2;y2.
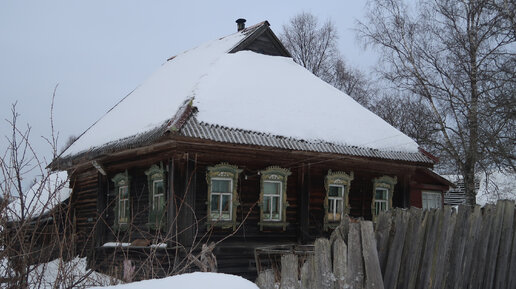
256;200;516;289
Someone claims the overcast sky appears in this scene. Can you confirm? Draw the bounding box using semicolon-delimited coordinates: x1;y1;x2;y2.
0;0;376;183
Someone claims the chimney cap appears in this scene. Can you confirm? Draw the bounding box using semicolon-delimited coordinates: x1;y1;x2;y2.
236;18;246;31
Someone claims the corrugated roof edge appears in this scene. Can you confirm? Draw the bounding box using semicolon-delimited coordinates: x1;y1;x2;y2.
180;116;434;165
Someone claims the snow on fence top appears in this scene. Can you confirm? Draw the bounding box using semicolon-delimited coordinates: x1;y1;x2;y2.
62;22;419;159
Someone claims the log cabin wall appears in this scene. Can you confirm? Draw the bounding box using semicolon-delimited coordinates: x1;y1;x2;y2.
68;139;431;279
69;168;99;257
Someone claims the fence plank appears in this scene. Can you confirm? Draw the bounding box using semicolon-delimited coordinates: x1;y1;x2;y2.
443;205;469;289
375;210;392;275
469;204;495;289
300;256;314;289
396;207;422;289
430;206;456;289
383;210;409;289
333;238;347;289
507;209;516;289
314;238;334;289
458;206;482;288
281;254;299;289
407;209;430;289
256;269;275;289
348;222;364;289
493;200;515;289
361;220;384;289
482;200;506;289
417;209;441;289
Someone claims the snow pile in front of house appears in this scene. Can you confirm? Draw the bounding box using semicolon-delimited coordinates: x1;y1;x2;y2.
63;28;418;157
6;171;70;220
0;257;117;288
89;272;258;289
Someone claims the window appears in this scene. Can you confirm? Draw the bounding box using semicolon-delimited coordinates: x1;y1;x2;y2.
422;191;442;210
118;185;129;224
328;185;344;222
206;163;242;229
263;181;282;221
210;178;232;221
112;170;131;230
371;175;397;221
324;170;353;230
259;166;291;230
145;164;167;230
374;188;389;216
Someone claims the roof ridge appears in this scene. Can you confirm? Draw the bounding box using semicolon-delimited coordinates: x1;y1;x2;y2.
166;20;269;62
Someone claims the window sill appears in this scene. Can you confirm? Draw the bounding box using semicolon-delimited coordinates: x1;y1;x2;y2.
206;220;238;230
258;221;288;231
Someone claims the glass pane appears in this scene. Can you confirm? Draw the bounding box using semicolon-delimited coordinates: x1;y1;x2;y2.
376;189;387;200
329;199;336;212
154;180;164;195
264;182;280;195
212;179;231;193
119;186;128;198
211;194;220;213
329;186;343;197
263;196;271;219
336;199;343;215
271;196;280;220
154;194;165;210
221;194;231;214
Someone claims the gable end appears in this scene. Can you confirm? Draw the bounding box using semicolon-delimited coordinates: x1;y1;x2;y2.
230;23;291;57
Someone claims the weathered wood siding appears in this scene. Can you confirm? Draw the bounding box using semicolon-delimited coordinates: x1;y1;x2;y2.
70;169;98;256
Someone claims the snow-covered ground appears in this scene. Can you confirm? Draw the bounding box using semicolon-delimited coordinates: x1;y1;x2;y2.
89;272;258;289
0;257;118;288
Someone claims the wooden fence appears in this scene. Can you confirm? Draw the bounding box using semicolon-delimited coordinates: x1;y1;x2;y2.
255;200;516;289
256;220;384;289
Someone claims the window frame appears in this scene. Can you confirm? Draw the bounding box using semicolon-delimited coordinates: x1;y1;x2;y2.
206;163;242;229
112;170;131;231
374;187;389;216
422;190;442;210
371;175;397;222
209;177;233;221
259;166;291;231
324;170;353;230
262;180;282;222
145;163;167;230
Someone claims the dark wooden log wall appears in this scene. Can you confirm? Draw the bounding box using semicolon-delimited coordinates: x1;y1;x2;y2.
69;169;99;257
68;139;433;279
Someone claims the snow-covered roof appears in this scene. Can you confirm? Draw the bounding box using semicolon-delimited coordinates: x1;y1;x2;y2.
59;21;425;165
6;171;70;220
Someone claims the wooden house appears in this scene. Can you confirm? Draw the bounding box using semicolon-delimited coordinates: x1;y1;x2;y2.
50;19;451;279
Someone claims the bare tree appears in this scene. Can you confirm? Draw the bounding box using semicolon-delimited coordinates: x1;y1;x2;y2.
282;12;376;108
358;0;516;205
281;12;339;82
329;58;377;108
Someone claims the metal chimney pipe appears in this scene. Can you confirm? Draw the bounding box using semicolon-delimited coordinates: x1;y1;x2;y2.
236;18;246;31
